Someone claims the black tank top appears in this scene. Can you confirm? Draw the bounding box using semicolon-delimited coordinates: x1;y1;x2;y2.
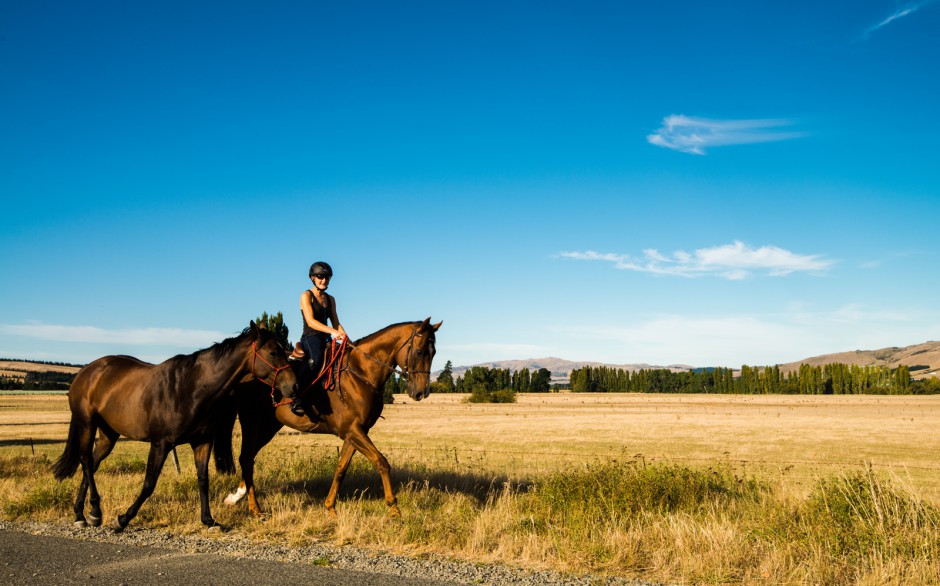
302;291;330;337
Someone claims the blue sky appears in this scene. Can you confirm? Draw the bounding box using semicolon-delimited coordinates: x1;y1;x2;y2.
2;1;938;369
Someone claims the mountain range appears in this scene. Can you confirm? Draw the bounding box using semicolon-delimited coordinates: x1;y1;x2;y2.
444;341;940;382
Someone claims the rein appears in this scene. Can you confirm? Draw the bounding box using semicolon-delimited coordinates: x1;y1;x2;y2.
272;337;349;407
250;341;292;404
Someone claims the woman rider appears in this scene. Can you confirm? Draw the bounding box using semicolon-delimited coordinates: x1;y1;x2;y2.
291;261;347;416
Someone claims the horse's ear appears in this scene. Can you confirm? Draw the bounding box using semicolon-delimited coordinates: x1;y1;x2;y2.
249;320;260;337
421;317;431;328
432;321;442;331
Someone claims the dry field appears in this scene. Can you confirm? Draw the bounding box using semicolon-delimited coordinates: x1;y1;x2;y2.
3;392;940;499
3;392;940;584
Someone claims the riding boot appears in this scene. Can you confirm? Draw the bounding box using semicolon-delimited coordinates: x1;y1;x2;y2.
290;398;305;417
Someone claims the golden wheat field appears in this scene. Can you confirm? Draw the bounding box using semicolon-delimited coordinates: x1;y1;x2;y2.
3;392;940;584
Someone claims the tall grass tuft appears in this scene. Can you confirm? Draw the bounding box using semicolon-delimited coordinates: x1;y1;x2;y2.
536;461;765;519
791;466;940;582
4;480;73;517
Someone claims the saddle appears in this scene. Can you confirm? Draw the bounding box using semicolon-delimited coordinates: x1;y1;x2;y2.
289;342;306;362
288;341;341;388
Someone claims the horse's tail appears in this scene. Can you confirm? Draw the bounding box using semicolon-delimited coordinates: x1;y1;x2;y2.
212;397;238;475
52;418;83;480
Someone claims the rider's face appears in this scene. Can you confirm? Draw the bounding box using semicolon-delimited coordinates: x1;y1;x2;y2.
312;275;331;290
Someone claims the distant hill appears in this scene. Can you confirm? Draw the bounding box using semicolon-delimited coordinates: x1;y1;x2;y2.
441;341;940;383
776;341;940;379
0;359;82;381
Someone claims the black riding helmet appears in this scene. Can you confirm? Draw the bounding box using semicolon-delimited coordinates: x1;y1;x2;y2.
309;261;333;278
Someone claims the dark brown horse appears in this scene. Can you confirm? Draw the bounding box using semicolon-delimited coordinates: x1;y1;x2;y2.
52;321;297;531
214;318;441;518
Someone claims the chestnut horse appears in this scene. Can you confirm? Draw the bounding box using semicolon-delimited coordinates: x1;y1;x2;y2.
214;318;441;518
52;321;297;531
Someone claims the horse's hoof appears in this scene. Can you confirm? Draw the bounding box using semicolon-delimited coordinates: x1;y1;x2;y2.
324;506;338;519
206;524;225;533
87;514;102;527
73;520;88;529
386;506;402;519
112;516;126;533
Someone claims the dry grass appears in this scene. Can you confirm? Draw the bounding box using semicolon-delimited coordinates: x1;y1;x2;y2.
2;392;940;584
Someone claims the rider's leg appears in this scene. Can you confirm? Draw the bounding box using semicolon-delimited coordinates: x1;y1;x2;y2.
292;333;326;416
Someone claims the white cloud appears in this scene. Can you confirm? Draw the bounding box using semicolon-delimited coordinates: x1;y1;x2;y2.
0;323;228;347
647;115;806;155
863;1;936;37
560;241;834;279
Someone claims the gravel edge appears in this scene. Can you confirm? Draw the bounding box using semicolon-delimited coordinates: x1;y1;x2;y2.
0;520;656;586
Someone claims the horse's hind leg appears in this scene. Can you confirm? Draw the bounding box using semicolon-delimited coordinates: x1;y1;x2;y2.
229;405;280;516
72;421;98;528
114;441;171;532
86;425;119;527
191;441;219;529
323;439;357;517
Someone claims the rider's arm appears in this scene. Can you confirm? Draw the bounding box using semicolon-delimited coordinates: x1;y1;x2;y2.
329;296;347;340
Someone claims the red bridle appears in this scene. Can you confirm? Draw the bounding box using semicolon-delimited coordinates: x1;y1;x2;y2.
251;341;292;403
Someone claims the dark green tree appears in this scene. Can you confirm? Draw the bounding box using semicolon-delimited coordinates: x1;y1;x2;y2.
255;311;290;350
436;360;456;392
383;374;404;404
530;368;551;393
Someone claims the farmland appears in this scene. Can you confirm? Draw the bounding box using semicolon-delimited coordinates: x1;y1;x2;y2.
2;392;939;584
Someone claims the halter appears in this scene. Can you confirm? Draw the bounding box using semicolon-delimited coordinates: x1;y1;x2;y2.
250;341;292;402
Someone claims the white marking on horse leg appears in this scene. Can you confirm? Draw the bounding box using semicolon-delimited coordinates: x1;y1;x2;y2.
224;484;247;505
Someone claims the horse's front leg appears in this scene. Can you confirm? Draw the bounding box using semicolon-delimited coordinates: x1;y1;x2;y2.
337;428;401;518
114;441;171;532
191;441;220;530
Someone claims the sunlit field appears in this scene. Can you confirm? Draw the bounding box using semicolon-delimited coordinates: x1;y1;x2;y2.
3;392;940;584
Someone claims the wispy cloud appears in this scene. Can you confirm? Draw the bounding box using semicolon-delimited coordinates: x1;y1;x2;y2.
0;323;228;347
546;305;936;367
560;241;834;280
863;1;936;38
647;115;806;155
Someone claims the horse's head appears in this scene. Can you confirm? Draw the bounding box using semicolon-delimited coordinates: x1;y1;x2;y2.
397;318;441;401
247;320;299;400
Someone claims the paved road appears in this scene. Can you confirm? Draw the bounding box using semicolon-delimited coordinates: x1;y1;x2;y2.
0;528;455;586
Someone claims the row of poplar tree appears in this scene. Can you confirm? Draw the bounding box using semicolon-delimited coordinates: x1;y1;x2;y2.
437;363;553;394
567;363;930;395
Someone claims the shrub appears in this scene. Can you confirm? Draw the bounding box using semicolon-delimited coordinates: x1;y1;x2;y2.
468;387;517;403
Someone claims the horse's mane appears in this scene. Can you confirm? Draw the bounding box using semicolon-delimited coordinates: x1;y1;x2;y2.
353;321;423;346
166;329;250;369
